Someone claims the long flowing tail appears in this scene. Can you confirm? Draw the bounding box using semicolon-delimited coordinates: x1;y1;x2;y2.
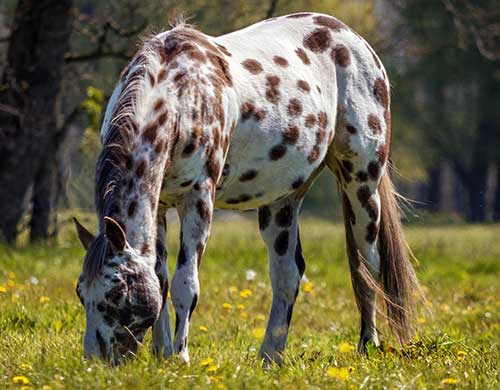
377;168;422;344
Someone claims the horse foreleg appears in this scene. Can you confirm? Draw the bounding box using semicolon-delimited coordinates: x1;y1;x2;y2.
257;196;305;366
170;179;214;362
152;213;174;357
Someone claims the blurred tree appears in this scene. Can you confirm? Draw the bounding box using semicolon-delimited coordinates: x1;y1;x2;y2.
391;0;500;222
0;0;164;242
0;0;74;242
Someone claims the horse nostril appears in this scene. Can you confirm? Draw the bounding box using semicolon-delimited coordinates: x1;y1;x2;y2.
95;329;107;360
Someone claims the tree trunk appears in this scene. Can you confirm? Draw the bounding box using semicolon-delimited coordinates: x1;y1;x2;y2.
30;136;57;242
466;164;488;222
0;0;73;242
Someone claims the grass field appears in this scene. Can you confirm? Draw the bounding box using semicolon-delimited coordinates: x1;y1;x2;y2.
1;215;499;389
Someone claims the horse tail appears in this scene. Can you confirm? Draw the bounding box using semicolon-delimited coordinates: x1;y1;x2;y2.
377;167;422;344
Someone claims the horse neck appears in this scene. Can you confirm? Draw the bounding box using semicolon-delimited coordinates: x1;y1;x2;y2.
97;133;170;257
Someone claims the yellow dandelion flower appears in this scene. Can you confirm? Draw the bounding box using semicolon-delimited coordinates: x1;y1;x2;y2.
20;386;33;390
240;312;248;319
18;363;32;370
207;364;218;372
222;303;232;310
457;350;467;361
252;327;265;340
418;317;426;324
302;281;314;293
228;286;238;293
236;304;244;310
39;296;50;303
326;367;350;381
255;313;266;321
209;375;221;383
9;271;16;279
12;375;29;385
441;378;459;385
0;285;7;293
199;325;208;332
200;357;214;366
239;289;252;298
7;279;15;287
338;342;355;353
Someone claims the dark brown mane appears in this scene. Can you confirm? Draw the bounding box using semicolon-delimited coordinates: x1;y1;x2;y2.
87;49;152;279
82;233;110;280
95;54;148;223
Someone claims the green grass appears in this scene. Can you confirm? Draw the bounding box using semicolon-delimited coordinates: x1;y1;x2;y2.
1;215;499;389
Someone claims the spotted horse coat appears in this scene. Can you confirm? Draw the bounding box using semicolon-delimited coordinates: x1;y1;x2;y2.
74;12;420;365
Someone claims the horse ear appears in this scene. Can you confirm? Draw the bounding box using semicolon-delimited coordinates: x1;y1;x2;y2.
103;216;127;253
73;217;95;251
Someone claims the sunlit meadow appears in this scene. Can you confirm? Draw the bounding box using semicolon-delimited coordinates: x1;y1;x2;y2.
1;214;499;389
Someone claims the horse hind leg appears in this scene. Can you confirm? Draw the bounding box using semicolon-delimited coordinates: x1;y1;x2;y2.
325;64;391;351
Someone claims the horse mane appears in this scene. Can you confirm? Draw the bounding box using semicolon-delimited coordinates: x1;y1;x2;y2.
82;233;110;280
88;42;159;279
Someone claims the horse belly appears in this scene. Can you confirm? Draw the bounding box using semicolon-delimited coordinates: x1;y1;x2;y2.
214;122;323;210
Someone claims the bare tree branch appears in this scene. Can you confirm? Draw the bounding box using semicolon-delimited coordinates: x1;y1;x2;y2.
443;0;500;60
266;0;279;19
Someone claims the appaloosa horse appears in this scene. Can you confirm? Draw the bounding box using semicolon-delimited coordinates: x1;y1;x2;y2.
73;12;420;364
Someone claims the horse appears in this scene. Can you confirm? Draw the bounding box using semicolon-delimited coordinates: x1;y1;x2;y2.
73;12;421;365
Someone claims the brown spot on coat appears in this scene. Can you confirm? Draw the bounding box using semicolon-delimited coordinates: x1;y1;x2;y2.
241;59;263;74
287;98;303;116
346;124;357;134
157;69;167;83
265;75;281;103
313;15;347;31
341;160;354;173
303;28;332;53
374;78;389;109
273;56;288;67
342;192;356;225
368;114;381;134
153;99;165;112
368;161;380;180
292;177;304;189
356;171;368;182
216;43;232;56
241;102;266;121
297;80;311;92
318;111;328;128
147;71;155;86
196;199;211;223
269;144;287;160
305;113;316;128
276;205;293;227
283;124;300;144
331;45;351;67
274;231;289;256
308;145;320;163
136;160;147;177
239;170;258;182
295;47;311;65
258;206;271;230
366;222;379;243
128;201;137;217
142;123;157;143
